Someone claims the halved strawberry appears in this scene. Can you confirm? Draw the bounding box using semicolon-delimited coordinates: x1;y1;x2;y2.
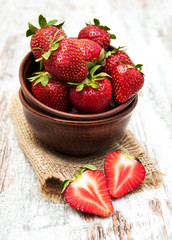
61;165;114;217
104;151;146;198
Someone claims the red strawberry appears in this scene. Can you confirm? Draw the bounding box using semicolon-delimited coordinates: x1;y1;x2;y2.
78;18;116;50
43;38;88;83
61;165;114;217
71;39;105;67
111;63;144;103
104;47;134;75
68;65;112;113
28;71;68;111
26;14;66;59
104;151;146;198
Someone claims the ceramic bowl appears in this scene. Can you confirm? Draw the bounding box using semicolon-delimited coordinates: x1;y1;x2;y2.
19;51;136;120
19;88;138;155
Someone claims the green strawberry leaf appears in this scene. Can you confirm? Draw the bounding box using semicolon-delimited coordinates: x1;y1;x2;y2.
51;43;60;51
93;18;100;26
26;22;38;37
110;97;116;108
98;48;105;63
41;75;49;86
61;179;71;193
80;165;97;171
55;22;65;29
47;19;58;26
109;33;116;39
90;65;101;78
42;50;52;60
102;25;111;31
95;72;111;78
28;71;52;86
26;29;34;37
39;14;47;28
90;81;100;89
76;83;84;92
86;61;95;70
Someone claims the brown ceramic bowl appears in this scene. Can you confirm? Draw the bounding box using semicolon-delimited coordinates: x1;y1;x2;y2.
19;88;138;155
19;51;136;120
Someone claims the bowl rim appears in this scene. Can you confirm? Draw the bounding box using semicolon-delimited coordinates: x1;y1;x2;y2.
19;88;138;126
19;51;136;121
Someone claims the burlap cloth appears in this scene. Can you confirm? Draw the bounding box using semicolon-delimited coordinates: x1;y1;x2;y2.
9;92;163;202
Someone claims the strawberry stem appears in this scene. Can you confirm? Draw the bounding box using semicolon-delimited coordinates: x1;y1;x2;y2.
61;165;97;193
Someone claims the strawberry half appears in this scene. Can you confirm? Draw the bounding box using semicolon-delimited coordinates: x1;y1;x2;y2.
28;71;69;111
78;18;116;50
26;14;66;59
111;63;144;103
61;165;114;217
68;65;112;113
104;151;146;198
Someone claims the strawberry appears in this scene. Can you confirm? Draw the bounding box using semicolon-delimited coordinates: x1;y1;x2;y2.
28;71;68;111
61;165;114;217
68;65;112;113
43;38;88;83
104;47;134;75
71;39;105;68
104;151;146;198
26;14;66;59
111;63;144;103
78;18;116;50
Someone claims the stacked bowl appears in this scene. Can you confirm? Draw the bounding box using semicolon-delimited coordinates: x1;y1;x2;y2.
19;51;138;156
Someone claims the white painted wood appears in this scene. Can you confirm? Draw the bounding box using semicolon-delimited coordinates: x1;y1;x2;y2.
0;0;172;239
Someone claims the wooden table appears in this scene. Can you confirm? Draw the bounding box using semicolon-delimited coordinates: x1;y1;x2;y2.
0;0;172;239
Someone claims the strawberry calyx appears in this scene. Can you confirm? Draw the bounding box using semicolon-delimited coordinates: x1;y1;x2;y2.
86;48;106;70
117;61;144;75
27;71;53;87
116;150;143;164
105;46;126;58
35;32;65;63
67;65;111;92
61;165;97;193
26;14;64;37
86;18;116;40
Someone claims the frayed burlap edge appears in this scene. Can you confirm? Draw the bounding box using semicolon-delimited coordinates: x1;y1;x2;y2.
9;92;163;203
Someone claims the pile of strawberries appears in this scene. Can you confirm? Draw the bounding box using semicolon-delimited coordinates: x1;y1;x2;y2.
27;15;144;114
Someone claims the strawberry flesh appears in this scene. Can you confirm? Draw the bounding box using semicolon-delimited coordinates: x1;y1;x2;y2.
64;169;113;217
104;151;146;198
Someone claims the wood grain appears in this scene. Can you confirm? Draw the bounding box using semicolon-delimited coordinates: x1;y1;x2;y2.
0;94;12;193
